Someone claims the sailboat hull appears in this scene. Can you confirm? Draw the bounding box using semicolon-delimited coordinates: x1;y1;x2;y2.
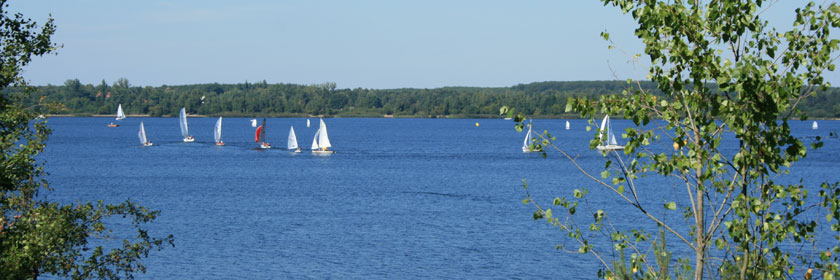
312;149;334;154
260;143;271;149
143;142;153;147
216;142;225;146
597;145;624;151
183;137;195;142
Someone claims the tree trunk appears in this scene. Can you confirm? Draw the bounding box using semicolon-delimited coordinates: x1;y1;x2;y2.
694;132;705;280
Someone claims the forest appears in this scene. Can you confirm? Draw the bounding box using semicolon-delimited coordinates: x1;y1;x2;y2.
7;78;840;118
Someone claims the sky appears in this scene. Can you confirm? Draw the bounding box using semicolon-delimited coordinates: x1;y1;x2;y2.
11;0;839;89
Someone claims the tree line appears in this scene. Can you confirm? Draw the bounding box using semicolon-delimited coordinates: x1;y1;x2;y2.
6;79;840;118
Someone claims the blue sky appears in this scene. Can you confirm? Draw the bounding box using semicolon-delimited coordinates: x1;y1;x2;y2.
12;1;838;89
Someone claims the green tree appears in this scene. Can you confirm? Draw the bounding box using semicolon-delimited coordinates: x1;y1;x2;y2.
507;1;840;279
0;1;172;278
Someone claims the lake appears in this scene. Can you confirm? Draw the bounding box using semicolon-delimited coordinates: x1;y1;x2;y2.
39;117;840;279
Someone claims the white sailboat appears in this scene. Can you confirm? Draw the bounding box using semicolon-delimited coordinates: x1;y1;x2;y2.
180;108;194;142
116;104;126;120
288;126;301;153
250;119;257;128
311;118;334;154
138;122;152;146
214;116;224;146
522;123;534;153
812;121;818;130
565;120;570;130
255;118;270;149
307;118;311;128
596;115;624;151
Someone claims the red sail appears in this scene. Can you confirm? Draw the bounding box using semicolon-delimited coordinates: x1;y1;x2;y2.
255;126;263;142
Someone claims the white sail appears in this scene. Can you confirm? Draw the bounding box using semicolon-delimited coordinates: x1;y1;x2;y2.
318;118;332;148
565;120;570;130
138;122;148;144
116;104;126;120
214;117;223;143
599;115;609;144
522;123;533;152
250;119;257;127
179;108;190;138
812;121;818;130
288;126;299;150
307;118;311;128
311;127;321;149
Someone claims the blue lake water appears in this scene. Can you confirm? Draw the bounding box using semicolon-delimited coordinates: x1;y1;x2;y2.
39;117;840;279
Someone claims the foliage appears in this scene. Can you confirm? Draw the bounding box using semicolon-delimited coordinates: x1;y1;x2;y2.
0;1;172;278
508;1;840;279
11;78;840;119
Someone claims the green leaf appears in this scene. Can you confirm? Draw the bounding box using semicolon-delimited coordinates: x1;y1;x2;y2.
601;170;610;179
574;189;583;198
664;202;676;210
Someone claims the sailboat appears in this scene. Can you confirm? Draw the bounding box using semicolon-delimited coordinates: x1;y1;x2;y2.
812;121;818;130
311;118;334;154
596;115;624;151
108;104;126;127
255;118;270;149
288;126;301;153
307;118;311;128
214;116;224;146
565;120;570;130
522;122;534;153
138;122;152;146
250;119;257;128
180;108;194;142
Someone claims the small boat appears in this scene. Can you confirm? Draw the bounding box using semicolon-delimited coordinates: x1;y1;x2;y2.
180;107;194;142
307;118;311;128
522;122;534;153
504;117;512;120
255;118;270;149
565;120;570;130
250;119;257;128
596;115;624;151
812;121;818;130
311;118;334;154
138;122;152;146
288;126;301;153
214;116;224;146
107;123;119;127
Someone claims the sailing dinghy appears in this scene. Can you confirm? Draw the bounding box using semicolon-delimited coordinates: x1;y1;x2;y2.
813;121;818;130
288;126;301;153
138;122;152;146
311;118;334;154
255;118;270;149
180;108;194;142
522;122;534;153
565;120;570;130
214;116;224;146
596;115;624;151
